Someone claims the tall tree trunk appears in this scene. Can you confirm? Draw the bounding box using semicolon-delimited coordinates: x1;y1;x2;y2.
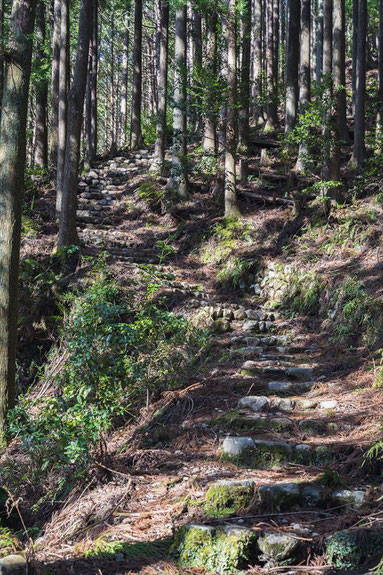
34;0;48;168
191;5;202;132
151;0;169;174
351;0;366;169
120;1;130;147
50;0;60;164
202;11;218;154
252;0;262;125
58;0;93;247
377;0;383;141
56;0;69;214
316;0;324;81
285;0;300;133
86;0;98;165
0;0;36;445
238;0;251;152
224;0;240;216
296;0;311;170
352;0;358;115
0;0;4;116
265;0;278;131
333;0;349;143
167;3;188;198
130;0;143;149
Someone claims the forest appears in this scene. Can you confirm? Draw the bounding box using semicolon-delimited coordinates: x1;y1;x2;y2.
2;0;383;573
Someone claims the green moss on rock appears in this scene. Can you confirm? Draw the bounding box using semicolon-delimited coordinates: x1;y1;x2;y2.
204;481;254;518
171;524;258;573
84;537;172;560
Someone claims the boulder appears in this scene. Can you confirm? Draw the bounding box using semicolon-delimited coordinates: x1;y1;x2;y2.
258;532;299;563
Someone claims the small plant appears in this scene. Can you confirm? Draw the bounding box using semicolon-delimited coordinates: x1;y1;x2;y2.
216;257;254;291
156;235;177;264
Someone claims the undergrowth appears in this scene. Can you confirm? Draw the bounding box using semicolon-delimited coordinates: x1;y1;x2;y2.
8;259;207;480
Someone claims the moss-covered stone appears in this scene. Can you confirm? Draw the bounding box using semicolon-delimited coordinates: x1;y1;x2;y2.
258;532;299;564
171;524;258;573
204;480;254;518
84;537;172;560
325;529;383;570
222;437;292;470
258;483;300;510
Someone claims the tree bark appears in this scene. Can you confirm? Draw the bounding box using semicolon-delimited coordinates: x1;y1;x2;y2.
167;3;188;198
58;0;93;247
50;0;60;164
296;0;311;170
316;0;324;81
252;0;262;125
0;0;36;445
333;0;349;143
151;0;169;174
378;0;383;141
238;0;251;152
265;0;278;131
351;0;366;168
86;0;98;165
224;0;240;216
130;0;143;149
56;0;69;214
202;11;218;154
120;1;130;147
285;0;300;133
352;0;358;115
34;0;48;168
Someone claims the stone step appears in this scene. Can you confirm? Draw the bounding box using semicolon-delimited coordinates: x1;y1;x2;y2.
237;395;338;413
220;435;337;467
201;478;369;517
231;334;290;347
171;521;383;572
241;361;315;380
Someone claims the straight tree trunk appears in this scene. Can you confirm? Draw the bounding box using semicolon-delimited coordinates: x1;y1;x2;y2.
58;0;93;247
352;0;358;115
130;0;143;149
265;0;278;131
120;1;130;147
377;0;383;142
224;0;240;216
238;0;251;152
285;0;300;133
191;6;202;132
0;0;4;121
351;0;366;168
252;0;262;125
86;0;98;165
50;0;60;164
202;11;218;154
316;0;324;81
34;0;48;168
56;0;69;214
296;0;311;170
151;0;169;174
0;0;36;445
333;0;349;143
167;3;188;198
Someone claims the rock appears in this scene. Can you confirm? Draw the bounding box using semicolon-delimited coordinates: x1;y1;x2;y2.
222;309;234;320
238;396;269;412
258;532;299;562
171;523;258;573
222;436;254;457
268;381;293;393
286;367;314;380
259;483;300;509
204;480;255;518
88;170;99;179
233;309;246;320
296;399;317;410
0;555;26;574
301;485;324;507
241;361;259;375
298;419;327;435
211;319;231;333
272;398;295;411
294;443;313;463
242;320;258;332
270;417;293;431
331;489;366;509
320;400;337;410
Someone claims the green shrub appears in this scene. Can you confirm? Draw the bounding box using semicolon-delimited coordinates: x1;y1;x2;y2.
9;267;206;477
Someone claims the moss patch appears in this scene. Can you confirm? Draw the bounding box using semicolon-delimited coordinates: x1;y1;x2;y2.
84;537;172;560
171;524;258;573
204;481;254;518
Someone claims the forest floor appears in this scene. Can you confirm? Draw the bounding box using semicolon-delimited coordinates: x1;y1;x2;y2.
3;136;383;574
